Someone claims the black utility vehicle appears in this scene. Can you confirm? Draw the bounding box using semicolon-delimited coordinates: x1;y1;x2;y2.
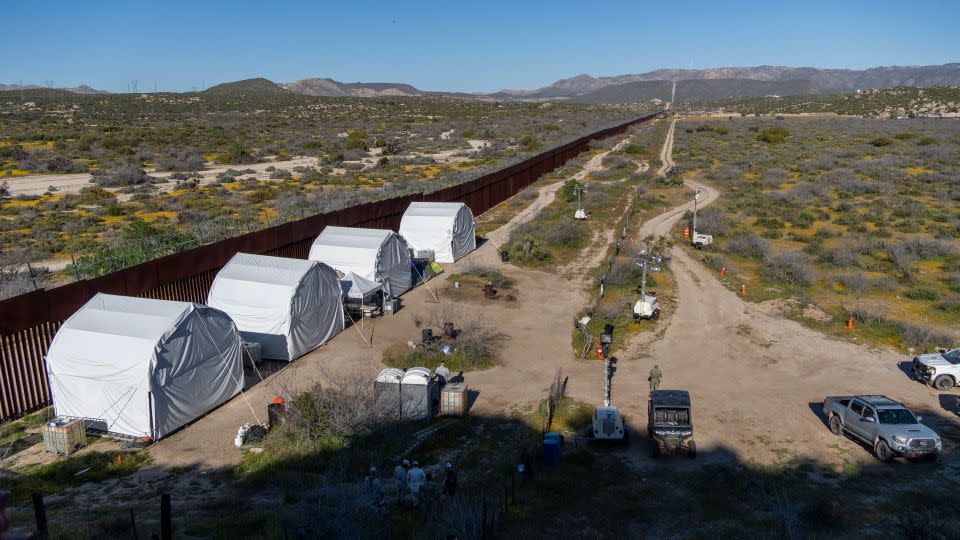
648;390;696;458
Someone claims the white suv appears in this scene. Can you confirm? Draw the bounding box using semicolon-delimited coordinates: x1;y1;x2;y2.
912;348;960;391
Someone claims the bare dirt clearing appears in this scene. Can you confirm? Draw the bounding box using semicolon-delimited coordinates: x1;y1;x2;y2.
4;140;491;200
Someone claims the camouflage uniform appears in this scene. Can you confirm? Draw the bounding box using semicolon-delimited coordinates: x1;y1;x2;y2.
648;366;662;391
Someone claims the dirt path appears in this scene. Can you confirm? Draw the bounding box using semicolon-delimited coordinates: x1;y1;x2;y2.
561;180;960;468
555;139;633;276
656;118;677;177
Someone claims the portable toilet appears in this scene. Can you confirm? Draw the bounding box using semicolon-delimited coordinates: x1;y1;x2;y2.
400;367;438;420
374;368;404;417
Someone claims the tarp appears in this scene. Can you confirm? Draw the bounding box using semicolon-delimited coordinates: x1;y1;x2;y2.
308;226;413;297
207;252;344;361
339;271;384;300
399;202;476;263
45;293;243;440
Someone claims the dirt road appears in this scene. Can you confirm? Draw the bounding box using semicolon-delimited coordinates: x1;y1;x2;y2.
656;118;677;177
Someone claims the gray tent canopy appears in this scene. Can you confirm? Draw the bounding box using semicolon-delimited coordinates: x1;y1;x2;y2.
207;252;345;361
308;226;413;297
45;293;244;440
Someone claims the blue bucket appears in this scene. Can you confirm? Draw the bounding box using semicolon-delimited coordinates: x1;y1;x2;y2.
543;439;561;467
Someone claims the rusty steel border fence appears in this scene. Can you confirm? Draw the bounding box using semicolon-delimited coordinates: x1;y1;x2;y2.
0;111;663;421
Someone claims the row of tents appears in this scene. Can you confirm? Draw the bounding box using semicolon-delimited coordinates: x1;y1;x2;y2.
45;202;476;440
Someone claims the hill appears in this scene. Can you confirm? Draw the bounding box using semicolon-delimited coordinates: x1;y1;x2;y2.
282;78;422;97
202;77;289;97
0;83;109;94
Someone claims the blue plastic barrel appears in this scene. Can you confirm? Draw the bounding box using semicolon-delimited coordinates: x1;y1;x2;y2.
543;439;561;467
544;432;561;442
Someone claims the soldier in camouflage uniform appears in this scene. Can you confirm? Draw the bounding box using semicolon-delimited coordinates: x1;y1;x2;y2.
648;365;662;391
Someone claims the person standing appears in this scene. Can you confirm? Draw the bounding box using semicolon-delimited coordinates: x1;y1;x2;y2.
366;466;384;507
648;365;662;391
394;460;409;503
406;461;427;507
435;361;450;386
442;462;458;498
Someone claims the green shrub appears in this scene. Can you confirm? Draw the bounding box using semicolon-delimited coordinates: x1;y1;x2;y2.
903;285;939;301
869;136;894;147
756;126;790;144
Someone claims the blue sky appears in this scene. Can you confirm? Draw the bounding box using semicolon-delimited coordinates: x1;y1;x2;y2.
2;0;957;93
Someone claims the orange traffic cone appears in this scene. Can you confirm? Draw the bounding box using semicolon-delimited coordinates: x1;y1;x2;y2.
116;454;123;465
846;316;854;329
719;267;726;277
740;284;746;295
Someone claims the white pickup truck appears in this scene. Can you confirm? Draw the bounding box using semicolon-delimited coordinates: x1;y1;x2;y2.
912;348;960;391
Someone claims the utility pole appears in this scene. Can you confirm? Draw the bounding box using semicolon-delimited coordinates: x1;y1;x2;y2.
19;80;24;102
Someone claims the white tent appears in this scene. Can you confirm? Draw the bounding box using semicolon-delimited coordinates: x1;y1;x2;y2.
339;271;384;300
207;252;345;361
399;202;476;263
46;293;243;440
308;226;412;297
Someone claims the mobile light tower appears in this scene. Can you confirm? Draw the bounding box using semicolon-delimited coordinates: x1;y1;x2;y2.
575;319;625;441
574;185;587;220
593;323;624;440
692;187;701;235
689;187;713;248
632;248;662;320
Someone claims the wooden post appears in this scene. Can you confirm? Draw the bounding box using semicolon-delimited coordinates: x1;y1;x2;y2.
32;492;48;540
481;499;487;540
130;508;140;540
160;493;171;540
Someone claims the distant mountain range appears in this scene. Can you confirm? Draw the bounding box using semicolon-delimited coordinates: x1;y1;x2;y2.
6;63;960;102
508;63;960;101
0;83;109;95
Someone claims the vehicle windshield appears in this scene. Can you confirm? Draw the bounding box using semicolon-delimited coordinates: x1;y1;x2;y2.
942;349;960;365
654;407;690;426
877;408;917;425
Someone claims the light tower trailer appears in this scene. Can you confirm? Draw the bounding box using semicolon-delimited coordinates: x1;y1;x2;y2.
574;185;587;220
633;249;662;321
576;321;626;441
690;187;713;249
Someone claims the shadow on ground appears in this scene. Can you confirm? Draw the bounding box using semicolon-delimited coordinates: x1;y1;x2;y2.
8;400;960;540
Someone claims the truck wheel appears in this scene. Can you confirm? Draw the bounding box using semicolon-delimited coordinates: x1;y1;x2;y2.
687;440;697;459
650;441;660;458
652;309;660;321
874;440;895;463
828;415;843;436
934;376;955;391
